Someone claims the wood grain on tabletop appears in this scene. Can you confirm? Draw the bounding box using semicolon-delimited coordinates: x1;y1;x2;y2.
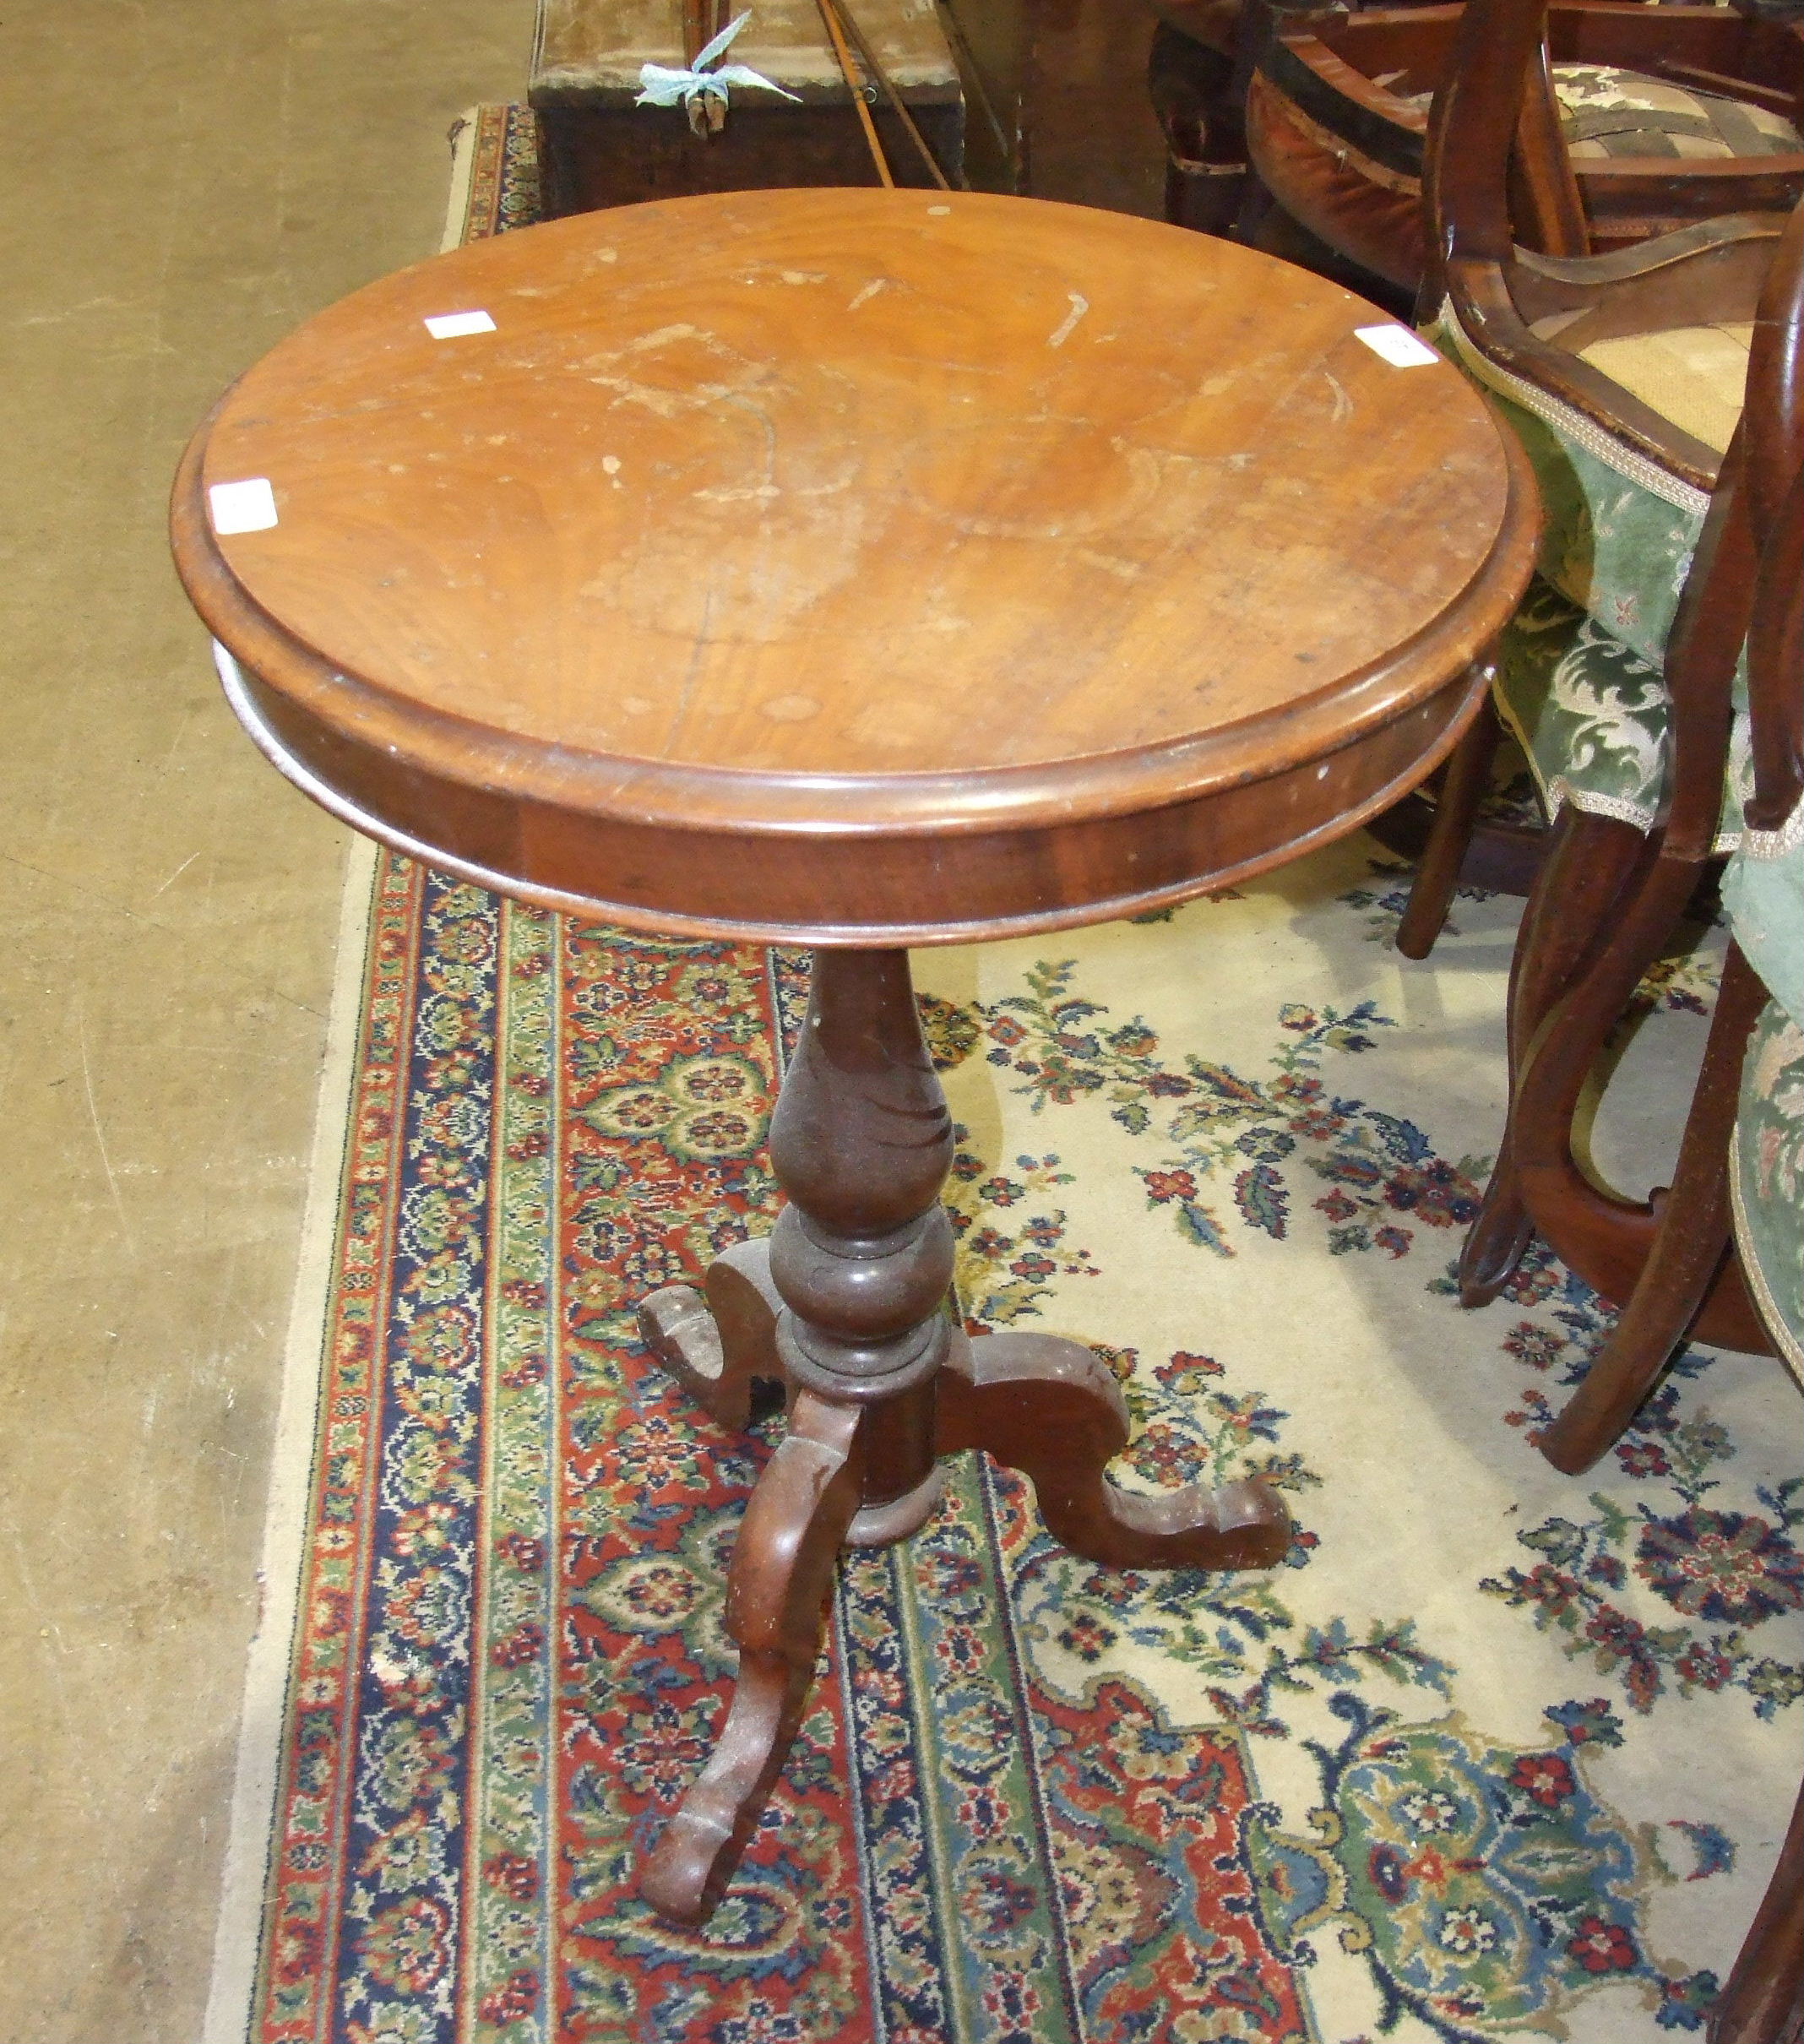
173;188;1537;939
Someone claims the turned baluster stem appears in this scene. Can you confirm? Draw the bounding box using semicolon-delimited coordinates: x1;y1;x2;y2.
768;949;954;1500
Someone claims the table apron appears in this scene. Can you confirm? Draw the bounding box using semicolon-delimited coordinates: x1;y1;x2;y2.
221;650;1488;946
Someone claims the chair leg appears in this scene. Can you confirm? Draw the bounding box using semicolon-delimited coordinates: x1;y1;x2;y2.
1459;808;1649;1306
1164;160;1248;236
1149;24;1245;237
1397;687;1504;959
1708;1775;1804;2044
1164;156;1188;229
1537;943;1766;1472
1507;844;1772;1351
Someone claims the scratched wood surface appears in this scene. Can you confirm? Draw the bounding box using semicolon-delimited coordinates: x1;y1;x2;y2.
173;188;1538;942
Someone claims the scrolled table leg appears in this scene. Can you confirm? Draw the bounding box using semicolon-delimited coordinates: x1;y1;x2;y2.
643;1392;865;1927
640;1238;789;1432
936;1332;1292;1570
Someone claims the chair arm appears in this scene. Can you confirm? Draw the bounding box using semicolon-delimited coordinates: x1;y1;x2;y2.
1443;257;1732;488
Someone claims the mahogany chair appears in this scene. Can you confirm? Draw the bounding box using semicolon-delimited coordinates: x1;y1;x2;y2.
1536;459;1804;2044
1531;215;1803;1474
1523;264;1803;2044
1151;0;1448;252
1393;2;1800;956
1400;0;1801;1348
1242;1;1803;296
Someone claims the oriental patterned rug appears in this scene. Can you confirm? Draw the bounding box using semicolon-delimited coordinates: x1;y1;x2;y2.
205;106;1802;2044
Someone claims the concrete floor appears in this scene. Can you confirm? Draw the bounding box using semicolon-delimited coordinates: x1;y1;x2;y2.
0;5;531;2036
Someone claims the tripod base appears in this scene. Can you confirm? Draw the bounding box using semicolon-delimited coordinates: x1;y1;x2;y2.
638;1234;1291;1927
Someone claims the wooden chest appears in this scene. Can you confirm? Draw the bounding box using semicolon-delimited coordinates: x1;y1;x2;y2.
531;0;966;214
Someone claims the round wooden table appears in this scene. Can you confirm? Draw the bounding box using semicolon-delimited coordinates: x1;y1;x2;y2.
171;188;1537;1931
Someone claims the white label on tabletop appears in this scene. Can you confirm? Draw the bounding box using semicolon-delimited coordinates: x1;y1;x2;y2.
1353;323;1439;368
209;477;279;535
423;309;497;340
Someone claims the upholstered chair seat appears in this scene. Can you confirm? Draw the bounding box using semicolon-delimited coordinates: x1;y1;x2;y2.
1554;62;1800;164
1573;320;1750;454
1733;996;1804;1376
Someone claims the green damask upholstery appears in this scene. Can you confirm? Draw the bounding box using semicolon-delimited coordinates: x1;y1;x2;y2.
1731;993;1804;1382
1724;797;1804;1035
1488;576;1748;847
1725;757;1804;1376
1428;310;1751;848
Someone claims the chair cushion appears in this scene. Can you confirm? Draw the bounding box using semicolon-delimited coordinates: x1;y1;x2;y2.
1553;63;1803;162
1724;791;1804;1031
1576;323;1752;456
1731;996;1804;1384
1427;311;1749;845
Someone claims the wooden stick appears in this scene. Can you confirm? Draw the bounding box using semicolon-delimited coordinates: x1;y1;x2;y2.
682;0;709;68
682;0;731;137
829;0;954;189
812;0;895;188
932;0;1010;169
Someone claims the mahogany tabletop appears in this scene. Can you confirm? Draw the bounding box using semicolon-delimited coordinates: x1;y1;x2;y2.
172;188;1537;944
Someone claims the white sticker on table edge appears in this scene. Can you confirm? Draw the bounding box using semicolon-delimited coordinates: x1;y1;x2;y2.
1353;323;1441;368
209;478;279;535
423;309;497;339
